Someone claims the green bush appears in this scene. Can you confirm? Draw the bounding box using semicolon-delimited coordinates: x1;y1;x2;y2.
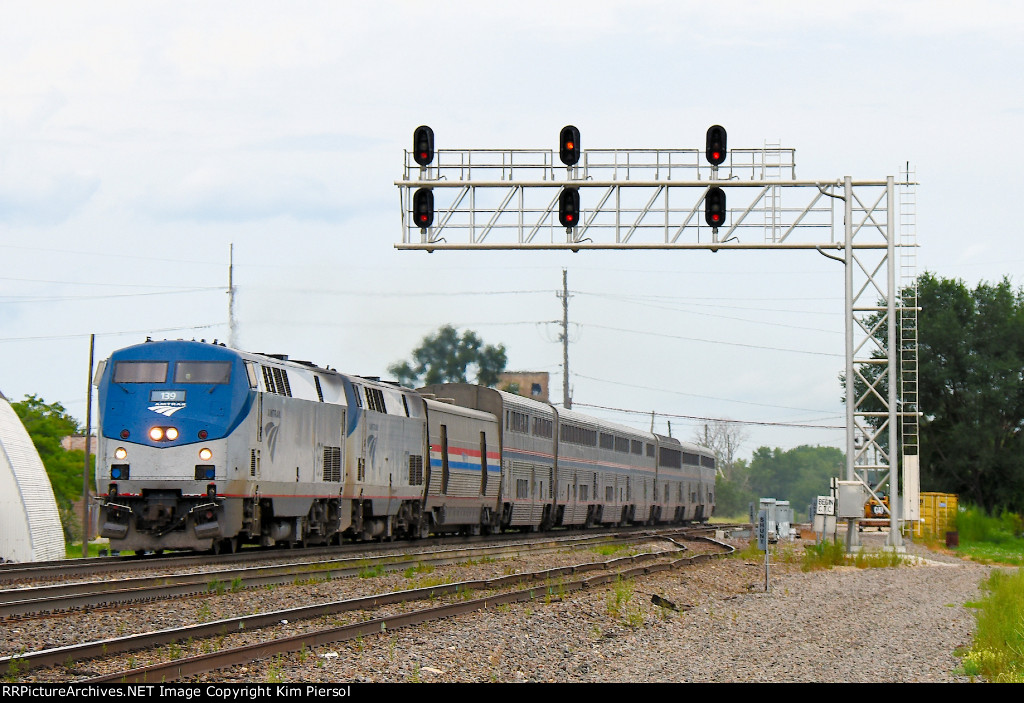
802;540;848;571
957;506;1023;545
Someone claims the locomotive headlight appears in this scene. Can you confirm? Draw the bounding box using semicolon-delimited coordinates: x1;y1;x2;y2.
114;447;128;460
149;427;164;441
165;427;179;441
199;447;213;461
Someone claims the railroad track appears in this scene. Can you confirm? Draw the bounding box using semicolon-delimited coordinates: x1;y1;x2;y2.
2;528;736;682
0;523;704;586
0;531;662;620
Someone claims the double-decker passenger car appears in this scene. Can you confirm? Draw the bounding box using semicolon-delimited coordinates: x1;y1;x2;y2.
419;384;716;533
94;341;715;553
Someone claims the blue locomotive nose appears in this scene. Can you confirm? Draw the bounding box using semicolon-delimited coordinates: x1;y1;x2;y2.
99;341;251;446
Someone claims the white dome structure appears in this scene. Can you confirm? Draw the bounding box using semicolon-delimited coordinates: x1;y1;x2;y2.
0;391;65;562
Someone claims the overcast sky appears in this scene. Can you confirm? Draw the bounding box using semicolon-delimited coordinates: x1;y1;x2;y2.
2;1;1022;460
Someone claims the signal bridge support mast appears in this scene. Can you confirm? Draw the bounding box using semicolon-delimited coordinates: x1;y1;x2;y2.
395;126;917;548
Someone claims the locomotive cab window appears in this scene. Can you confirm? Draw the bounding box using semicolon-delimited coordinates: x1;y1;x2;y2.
174;361;231;384
113;361;168;383
244;362;259;389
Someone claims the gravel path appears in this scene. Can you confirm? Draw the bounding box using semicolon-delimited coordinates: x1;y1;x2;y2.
215;533;998;683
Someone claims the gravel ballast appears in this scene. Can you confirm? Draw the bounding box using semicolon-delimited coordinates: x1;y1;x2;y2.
4;533;999;683
208;533;998;683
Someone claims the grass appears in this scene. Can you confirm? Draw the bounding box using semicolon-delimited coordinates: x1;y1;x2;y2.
941;506;1024;682
952;507;1024;565
357;563;386;579
64;541;108;559
604;576;646;628
590;544;628;557
801;540;908;571
709;513;749;524
606;576;633;617
403;563;435;579
957;568;1024;682
955;542;1024;566
729;540;763;561
957;506;1023;544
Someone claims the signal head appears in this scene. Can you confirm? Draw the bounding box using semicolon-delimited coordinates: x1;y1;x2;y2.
413;125;434;167
559;125;581;166
558;187;580;228
706;125;727;166
704;186;726;227
412;187;434;229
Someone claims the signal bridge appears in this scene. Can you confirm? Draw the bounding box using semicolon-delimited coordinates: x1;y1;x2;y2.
397;139;886;253
395;126;919;549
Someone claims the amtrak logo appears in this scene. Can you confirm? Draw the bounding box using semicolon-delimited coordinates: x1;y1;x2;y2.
149;405;185;417
264;421;280;461
366;434;378;471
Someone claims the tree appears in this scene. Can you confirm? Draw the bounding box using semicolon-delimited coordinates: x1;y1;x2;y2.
388;325;508;388
714;458;755;518
913;274;1024;514
850;273;1024;514
695;419;755;518
746;445;846;515
693;419;748;480
10;394;93;540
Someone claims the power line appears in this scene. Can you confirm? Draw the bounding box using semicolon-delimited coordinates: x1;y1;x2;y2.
574;373;838;415
240;287;552;298
572;402;844;430
584;323;843;357
0;323;223;343
0;276;217;290
0;288;222;303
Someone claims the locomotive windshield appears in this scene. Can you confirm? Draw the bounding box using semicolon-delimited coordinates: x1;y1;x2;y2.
174;361;232;384
113;361;168;383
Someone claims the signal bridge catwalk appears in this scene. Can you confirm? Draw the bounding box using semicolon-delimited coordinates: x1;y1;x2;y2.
394;126;919;549
396;142;894;253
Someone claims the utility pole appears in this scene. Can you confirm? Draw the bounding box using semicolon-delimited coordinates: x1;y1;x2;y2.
558;269;571;409
82;333;94;558
228;243;237;348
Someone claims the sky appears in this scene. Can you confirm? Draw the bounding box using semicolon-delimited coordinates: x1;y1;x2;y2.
2;1;1022;461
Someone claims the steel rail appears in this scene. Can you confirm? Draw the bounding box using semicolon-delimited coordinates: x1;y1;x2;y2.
0;533;641;620
82;536;732;684
1;532;728;679
0;523;662;585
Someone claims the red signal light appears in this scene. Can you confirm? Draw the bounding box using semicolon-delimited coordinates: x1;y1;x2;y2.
413;126;434;167
705;186;726;227
559;187;580;228
706;125;727;167
413;188;434;228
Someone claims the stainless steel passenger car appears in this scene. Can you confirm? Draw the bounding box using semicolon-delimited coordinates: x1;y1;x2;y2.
94;341;714;554
419;384;716;531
